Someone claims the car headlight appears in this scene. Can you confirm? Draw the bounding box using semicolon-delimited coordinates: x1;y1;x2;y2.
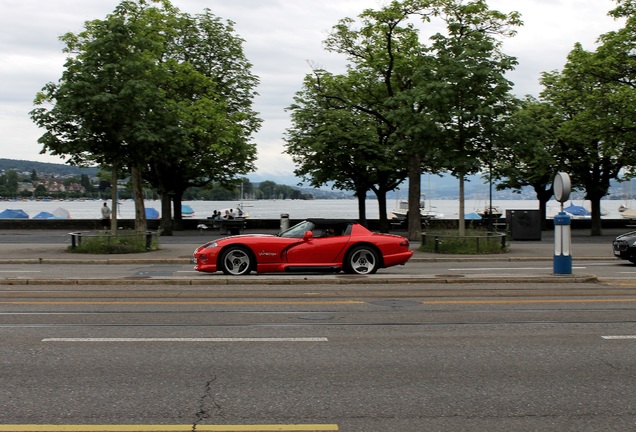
205;241;219;249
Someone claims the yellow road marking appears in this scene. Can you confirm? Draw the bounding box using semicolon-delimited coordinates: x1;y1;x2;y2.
423;298;636;305
0;425;339;431
0;300;363;306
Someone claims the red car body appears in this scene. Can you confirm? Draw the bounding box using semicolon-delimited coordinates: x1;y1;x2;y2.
193;219;413;275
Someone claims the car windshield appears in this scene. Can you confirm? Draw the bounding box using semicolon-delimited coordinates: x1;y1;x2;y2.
279;220;315;238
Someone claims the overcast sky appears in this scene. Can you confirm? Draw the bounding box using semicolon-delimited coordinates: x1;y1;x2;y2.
0;0;625;179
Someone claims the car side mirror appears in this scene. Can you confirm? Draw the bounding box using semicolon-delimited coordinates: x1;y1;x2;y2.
303;231;313;241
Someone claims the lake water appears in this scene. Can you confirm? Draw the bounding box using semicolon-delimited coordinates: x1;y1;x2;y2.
0;198;630;220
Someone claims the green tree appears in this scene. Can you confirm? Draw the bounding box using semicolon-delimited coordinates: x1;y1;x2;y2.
80;174;92;193
492;97;558;229
258;181;278;200
414;0;520;235
538;12;636;235
144;10;259;234
297;0;437;233
290;0;519;237
31;0;180;232
4;171;18;196
30;0;258;235
286;72;402;226
34;184;47;198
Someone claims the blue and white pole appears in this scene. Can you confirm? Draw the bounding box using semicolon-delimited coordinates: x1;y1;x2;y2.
553;211;572;274
552;172;572;275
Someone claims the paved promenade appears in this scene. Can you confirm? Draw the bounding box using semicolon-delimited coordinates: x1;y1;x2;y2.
0;228;627;286
0;227;622;262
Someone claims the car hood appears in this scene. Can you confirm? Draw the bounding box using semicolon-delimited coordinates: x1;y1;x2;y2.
214;234;278;243
615;231;636;241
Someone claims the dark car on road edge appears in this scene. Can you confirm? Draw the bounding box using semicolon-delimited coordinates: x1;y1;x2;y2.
613;231;636;263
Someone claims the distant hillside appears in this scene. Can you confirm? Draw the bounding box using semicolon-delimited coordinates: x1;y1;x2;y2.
0;158;349;199
0;158;99;177
4;158;629;201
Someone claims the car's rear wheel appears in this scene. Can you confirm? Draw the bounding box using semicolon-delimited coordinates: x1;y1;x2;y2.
344;245;379;275
220;246;253;275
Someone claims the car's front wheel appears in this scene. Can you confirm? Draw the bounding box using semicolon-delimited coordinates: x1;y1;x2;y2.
344;245;379;275
220;246;253;275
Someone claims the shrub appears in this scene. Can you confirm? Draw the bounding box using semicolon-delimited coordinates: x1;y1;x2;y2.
420;229;507;254
68;232;158;254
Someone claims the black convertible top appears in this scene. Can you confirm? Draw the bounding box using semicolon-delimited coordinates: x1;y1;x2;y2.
306;218;356;226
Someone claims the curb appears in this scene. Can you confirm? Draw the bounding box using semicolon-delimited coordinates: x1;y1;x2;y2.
0;274;600;286
0;256;615;265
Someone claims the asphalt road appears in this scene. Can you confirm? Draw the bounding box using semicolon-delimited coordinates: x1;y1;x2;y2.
1;282;636;431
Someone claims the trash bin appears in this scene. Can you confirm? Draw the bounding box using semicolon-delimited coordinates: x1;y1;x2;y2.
280;213;290;232
507;210;541;240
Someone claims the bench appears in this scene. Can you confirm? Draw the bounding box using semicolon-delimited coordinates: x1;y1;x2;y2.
207;217;247;235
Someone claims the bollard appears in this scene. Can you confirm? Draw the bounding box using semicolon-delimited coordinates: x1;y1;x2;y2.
280;213;290;232
145;231;153;250
553;211;572;274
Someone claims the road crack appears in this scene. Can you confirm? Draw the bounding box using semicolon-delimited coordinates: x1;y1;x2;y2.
192;376;223;431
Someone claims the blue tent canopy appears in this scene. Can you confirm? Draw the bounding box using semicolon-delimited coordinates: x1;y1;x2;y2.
563;204;591;217
0;209;29;219
33;211;56;219
182;204;195;217
145;207;160;219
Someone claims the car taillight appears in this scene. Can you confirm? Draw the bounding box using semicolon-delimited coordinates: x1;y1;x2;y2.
400;240;410;247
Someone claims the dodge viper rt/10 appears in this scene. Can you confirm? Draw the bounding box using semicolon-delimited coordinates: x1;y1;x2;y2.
193;218;414;275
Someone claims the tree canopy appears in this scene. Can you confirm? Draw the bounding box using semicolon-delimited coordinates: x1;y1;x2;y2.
286;0;520;236
30;0;259;233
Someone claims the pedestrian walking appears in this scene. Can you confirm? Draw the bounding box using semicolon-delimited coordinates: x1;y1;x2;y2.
101;202;111;230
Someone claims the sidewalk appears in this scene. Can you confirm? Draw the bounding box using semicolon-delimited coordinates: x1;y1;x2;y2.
0;228;626;287
0;227;622;262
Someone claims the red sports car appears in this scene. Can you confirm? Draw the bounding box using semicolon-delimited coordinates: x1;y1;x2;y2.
193;218;414;275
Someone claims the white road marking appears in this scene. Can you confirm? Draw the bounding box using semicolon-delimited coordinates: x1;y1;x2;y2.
602;336;636;340
449;267;586;271
42;337;328;342
0;270;41;273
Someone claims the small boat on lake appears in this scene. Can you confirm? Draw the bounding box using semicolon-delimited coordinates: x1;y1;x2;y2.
391;194;442;220
476;206;503;219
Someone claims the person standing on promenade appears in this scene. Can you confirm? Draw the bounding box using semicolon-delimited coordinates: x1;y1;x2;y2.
101;202;111;230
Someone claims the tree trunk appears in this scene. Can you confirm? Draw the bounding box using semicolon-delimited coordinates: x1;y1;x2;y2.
160;192;173;236
130;164;147;233
172;192;183;231
408;154;421;242
377;190;389;233
590;196;603;236
539;199;547;230
356;189;367;227
110;167;118;234
533;184;553;230
458;175;466;236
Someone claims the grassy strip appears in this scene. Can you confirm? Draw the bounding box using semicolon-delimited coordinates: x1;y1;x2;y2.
67;232;159;254
420;230;508;254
